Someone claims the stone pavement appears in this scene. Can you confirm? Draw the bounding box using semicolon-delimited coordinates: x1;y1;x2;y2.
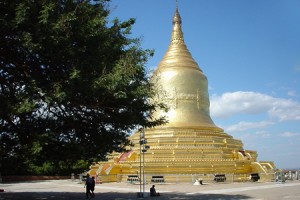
1;179;300;200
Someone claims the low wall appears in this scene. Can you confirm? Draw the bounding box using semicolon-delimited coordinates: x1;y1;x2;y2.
1;175;77;183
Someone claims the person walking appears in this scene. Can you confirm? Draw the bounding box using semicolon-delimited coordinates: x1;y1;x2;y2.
85;174;93;199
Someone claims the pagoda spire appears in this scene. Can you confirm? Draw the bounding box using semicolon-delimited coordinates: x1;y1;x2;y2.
157;5;203;72
171;4;184;45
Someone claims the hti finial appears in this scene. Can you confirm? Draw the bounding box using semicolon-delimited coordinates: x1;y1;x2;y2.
173;0;182;25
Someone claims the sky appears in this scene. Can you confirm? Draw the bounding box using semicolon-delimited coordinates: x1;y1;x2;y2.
109;0;300;169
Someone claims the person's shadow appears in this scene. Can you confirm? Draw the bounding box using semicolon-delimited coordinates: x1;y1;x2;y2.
0;191;253;200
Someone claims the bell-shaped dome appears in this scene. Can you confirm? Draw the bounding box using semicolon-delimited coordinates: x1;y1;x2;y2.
152;7;219;129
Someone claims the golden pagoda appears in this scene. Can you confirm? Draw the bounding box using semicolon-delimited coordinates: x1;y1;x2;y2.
89;6;277;183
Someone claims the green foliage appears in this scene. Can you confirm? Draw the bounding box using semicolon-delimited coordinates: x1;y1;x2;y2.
0;0;166;175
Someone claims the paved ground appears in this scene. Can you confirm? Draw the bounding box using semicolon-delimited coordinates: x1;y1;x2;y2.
1;179;300;200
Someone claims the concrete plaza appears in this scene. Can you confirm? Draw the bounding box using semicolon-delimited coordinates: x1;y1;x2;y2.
1;179;300;200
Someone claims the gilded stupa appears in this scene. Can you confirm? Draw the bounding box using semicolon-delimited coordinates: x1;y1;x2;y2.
89;6;277;183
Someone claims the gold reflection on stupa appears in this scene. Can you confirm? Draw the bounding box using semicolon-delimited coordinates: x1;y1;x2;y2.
89;7;277;183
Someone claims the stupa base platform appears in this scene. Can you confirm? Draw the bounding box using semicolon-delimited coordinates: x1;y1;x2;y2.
94;172;275;183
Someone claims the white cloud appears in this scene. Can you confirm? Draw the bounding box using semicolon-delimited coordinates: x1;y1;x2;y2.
280;131;300;138
210;91;271;118
224;120;274;133
254;130;271;138
210;91;300;122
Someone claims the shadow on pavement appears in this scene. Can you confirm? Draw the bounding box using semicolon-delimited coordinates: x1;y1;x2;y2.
0;191;252;200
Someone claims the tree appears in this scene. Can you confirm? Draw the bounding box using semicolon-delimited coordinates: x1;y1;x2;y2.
0;0;166;175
